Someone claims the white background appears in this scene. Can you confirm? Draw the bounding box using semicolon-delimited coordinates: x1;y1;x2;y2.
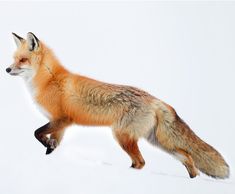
0;1;234;194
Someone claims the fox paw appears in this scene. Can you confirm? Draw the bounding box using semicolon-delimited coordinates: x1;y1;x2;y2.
45;139;58;155
130;160;145;169
48;139;58;149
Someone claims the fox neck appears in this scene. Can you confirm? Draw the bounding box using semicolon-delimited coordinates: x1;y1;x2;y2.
34;46;68;87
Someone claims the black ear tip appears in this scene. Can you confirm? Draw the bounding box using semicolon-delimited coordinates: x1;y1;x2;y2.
12;32;18;37
27;32;39;41
12;32;24;41
27;32;36;37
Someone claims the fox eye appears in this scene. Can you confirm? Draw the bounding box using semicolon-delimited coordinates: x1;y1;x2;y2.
19;58;28;63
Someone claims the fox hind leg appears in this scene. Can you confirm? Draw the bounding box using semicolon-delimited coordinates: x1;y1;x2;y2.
175;149;199;178
154;127;199;178
114;131;145;169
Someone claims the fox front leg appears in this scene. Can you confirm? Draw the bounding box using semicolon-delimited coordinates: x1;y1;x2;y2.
34;122;58;154
34;119;71;154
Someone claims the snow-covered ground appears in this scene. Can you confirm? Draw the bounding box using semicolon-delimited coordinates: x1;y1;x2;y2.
0;1;234;194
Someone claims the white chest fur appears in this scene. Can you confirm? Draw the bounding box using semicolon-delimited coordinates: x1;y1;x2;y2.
24;77;52;119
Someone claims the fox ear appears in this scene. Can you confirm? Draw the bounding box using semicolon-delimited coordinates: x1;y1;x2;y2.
12;32;24;48
27;32;39;51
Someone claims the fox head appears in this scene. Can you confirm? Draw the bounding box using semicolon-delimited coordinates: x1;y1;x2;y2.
6;32;42;80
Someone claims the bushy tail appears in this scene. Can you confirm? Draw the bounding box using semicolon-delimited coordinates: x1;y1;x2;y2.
174;117;230;179
149;100;230;179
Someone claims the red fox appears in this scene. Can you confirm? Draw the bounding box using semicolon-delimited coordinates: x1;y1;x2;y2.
6;32;229;179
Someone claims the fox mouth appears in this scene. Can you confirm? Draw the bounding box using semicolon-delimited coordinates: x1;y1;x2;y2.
9;70;25;76
9;72;21;76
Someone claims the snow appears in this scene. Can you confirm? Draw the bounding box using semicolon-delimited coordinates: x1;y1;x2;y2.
0;1;234;194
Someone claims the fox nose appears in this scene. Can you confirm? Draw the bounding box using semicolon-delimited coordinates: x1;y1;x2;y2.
6;67;12;73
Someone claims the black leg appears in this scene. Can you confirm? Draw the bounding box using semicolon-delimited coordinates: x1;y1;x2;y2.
34;119;71;154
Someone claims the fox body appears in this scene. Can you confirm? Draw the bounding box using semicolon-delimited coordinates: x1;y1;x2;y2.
7;32;229;179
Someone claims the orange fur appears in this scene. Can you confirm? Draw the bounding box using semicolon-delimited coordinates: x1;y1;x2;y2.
7;32;230;179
